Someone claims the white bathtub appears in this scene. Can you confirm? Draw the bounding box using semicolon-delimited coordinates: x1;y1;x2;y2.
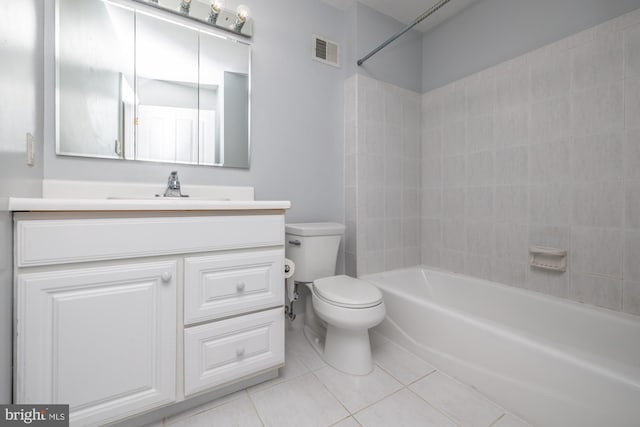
363;267;640;427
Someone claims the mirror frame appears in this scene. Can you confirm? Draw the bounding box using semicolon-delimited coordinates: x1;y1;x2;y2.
54;0;252;169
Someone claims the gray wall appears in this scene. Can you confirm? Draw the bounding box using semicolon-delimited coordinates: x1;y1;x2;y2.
43;0;346;225
349;3;423;93
422;0;640;92
0;0;45;403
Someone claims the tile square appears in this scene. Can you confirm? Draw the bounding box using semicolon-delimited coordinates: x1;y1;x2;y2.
167;394;262;427
410;372;504;427
314;365;402;413
165;390;248;425
625;23;640;78
526;268;569;299
625;231;640;282
247;353;310;394
572;131;623;182
625;129;640;180
285;328;327;371
530;96;571;143
571;227;623;278
572;182;623;228
250;373;348;427
572;31;623;90
354;389;457;427
625;77;640;129
569;273;622;310
626;182;640;229
373;342;436;385
465;254;493;281
623;280;640;315
572;82;623;137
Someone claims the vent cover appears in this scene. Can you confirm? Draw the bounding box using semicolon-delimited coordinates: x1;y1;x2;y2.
313;34;340;67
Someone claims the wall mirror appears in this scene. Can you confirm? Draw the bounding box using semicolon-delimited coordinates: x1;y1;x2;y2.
56;0;251;168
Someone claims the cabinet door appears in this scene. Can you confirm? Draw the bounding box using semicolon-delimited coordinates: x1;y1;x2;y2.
16;261;177;426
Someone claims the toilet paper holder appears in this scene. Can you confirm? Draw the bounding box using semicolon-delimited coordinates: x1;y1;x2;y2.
284;258;298;321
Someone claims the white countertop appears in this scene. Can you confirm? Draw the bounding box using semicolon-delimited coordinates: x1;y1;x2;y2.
3;197;291;212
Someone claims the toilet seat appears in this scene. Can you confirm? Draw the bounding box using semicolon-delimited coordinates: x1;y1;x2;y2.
313;275;383;309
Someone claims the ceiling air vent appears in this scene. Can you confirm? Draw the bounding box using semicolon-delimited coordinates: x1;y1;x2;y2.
313;34;340;67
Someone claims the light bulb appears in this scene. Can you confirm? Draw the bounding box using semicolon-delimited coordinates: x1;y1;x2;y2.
211;0;224;14
236;4;250;22
209;0;224;23
233;4;249;31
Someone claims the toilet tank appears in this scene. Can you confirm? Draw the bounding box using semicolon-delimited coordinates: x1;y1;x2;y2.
285;222;345;283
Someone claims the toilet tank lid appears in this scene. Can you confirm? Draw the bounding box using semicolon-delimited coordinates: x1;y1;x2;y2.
285;222;345;236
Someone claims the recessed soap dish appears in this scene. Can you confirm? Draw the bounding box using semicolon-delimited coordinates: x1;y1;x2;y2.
529;246;567;272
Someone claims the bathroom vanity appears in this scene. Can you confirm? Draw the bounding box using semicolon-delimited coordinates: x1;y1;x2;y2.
7;194;290;426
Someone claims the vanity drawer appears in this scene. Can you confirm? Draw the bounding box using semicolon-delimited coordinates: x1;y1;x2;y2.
184;307;284;396
15;214;284;267
184;249;284;324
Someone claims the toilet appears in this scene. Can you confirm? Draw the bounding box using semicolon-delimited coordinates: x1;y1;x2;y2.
285;222;385;375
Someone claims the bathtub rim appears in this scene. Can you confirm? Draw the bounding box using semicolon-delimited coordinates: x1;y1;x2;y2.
361;265;640;325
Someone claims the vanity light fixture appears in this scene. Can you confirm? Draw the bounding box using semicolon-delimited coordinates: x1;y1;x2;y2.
180;0;192;14
209;0;224;24
233;4;249;32
132;0;252;37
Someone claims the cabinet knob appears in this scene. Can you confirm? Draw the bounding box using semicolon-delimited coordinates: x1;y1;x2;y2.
236;347;245;358
161;272;172;283
236;281;246;292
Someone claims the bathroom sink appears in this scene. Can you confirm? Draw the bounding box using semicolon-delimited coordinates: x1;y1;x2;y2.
107;196;231;201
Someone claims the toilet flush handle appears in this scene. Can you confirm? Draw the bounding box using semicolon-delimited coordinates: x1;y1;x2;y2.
288;240;301;246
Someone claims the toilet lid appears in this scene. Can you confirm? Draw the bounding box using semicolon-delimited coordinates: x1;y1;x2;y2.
313;275;383;308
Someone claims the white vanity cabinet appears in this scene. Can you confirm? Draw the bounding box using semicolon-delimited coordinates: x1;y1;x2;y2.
13;210;286;427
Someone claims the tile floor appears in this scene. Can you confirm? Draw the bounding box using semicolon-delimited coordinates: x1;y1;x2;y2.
149;325;532;427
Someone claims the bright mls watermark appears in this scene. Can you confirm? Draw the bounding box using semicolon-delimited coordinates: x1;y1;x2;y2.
1;405;68;426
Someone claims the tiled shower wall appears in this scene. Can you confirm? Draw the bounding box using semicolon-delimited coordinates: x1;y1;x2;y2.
421;8;640;315
344;74;422;276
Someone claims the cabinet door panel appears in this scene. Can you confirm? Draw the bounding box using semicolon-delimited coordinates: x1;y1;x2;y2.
16;261;177;426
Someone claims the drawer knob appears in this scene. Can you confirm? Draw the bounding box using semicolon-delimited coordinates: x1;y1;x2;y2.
161;272;172;283
236;281;246;292
236;347;245;358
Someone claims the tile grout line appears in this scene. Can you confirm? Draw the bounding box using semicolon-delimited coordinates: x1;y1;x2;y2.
246;386;268;427
488;413;507;427
308;369;353;421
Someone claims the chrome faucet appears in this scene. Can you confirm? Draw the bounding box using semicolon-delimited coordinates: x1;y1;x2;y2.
162;171;189;197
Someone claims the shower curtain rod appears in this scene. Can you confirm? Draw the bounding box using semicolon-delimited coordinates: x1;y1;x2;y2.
357;0;452;66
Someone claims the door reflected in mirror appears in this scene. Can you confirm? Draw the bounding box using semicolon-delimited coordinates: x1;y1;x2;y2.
135;12;199;164
56;0;251;168
200;31;249;168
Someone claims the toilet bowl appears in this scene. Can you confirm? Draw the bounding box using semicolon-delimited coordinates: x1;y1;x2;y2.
310;275;385;375
285;222;386;376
